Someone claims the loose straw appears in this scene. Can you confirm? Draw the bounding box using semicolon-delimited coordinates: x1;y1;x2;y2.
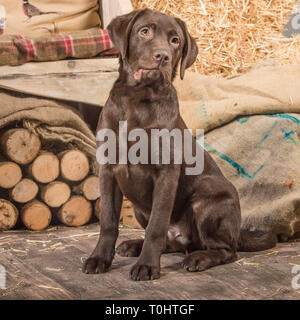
132;0;300;78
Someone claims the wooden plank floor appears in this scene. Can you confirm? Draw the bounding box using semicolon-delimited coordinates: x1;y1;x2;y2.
0;223;299;300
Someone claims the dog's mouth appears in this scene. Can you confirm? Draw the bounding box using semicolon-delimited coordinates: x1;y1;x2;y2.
133;68;163;82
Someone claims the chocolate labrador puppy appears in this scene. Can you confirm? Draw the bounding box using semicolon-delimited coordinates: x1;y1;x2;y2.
83;8;276;281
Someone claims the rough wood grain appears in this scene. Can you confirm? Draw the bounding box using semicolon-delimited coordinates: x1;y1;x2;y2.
59;150;89;182
57;196;92;227
94;197;129;223
0;161;22;189
28;152;60;184
121;198;141;229
0;224;299;299
0;199;19;230
73;176;100;201
40;181;71;208
0;59;119;107
0;129;41;165
10;178;39;203
21;200;52;231
94;198;101;220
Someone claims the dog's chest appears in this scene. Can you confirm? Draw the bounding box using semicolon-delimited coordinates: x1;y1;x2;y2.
119;93;179;129
113;164;153;208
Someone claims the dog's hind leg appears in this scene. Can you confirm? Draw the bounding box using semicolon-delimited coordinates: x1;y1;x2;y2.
117;238;177;257
116;207;148;257
117;206;180;257
116;239;144;257
182;248;237;272
182;196;240;272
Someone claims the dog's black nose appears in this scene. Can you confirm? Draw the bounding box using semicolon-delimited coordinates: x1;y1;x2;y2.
153;50;169;64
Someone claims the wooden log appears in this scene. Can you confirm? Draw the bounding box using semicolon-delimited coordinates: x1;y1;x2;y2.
28;152;59;184
40;181;71;208
0;161;22;188
94;197;127;222
59;150;89;182
92;197;128;222
0;129;41;165
72;176;100;201
21;200;52;231
0;199;19;230
10;178;39;203
94;198;101;220
57;196;92;227
121;198;141;228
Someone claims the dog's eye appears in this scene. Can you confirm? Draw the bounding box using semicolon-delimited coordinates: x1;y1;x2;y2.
171;37;179;45
140;27;150;36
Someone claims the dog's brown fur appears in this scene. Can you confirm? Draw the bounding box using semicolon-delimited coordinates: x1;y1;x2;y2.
83;9;277;281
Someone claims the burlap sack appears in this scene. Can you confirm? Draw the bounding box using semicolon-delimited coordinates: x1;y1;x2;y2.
0;88;97;173
175;64;300;134
203;114;300;239
0;0;101;37
174;64;300;239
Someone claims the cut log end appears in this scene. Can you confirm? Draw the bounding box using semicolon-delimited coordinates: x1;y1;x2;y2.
60;150;89;182
121;198;141;229
0;199;19;231
40;181;71;208
10;178;39;203
94;198;101;220
58;196;92;227
1;129;41;165
29;152;60;184
21;200;52;231
0;161;22;189
73;176;100;201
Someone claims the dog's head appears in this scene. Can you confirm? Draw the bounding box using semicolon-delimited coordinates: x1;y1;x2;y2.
107;8;198;86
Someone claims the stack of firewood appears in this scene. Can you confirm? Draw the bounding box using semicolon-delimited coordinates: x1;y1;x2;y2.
0;128;101;231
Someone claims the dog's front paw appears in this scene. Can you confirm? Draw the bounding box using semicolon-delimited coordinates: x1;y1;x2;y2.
130;263;160;281
82;256;111;274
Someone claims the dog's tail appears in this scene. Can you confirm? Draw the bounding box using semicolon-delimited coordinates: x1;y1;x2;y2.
237;229;277;252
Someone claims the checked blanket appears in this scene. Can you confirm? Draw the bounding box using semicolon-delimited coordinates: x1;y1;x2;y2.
0;27;115;66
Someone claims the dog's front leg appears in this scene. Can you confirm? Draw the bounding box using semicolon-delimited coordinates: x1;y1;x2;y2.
130;167;180;281
83;166;122;274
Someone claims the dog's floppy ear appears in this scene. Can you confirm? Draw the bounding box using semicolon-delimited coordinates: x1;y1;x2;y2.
175;18;198;80
107;9;147;61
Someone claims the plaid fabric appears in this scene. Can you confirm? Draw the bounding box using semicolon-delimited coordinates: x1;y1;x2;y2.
0;27;116;66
